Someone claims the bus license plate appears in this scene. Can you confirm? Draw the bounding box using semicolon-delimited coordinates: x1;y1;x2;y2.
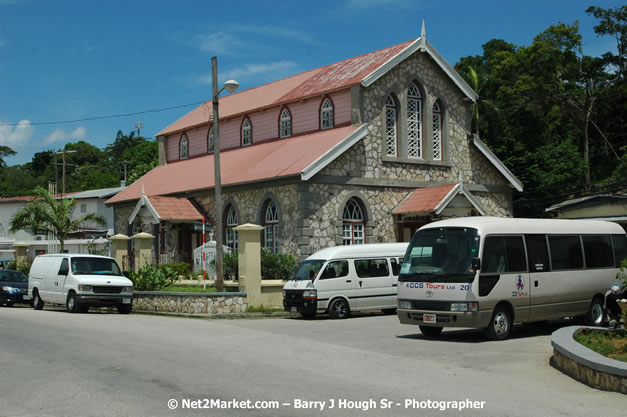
423;314;436;323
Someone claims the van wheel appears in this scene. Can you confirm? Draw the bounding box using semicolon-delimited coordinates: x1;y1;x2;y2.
584;297;604;326
32;290;44;310
419;325;443;337
117;304;132;314
485;306;512;340
382;308;397;315
66;292;80;313
328;298;350;319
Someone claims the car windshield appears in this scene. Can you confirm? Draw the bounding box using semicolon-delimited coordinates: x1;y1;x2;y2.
70;257;123;276
399;227;479;283
0;270;28;283
290;260;325;281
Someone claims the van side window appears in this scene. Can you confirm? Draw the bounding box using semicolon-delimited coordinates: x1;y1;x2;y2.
58;258;69;275
391;258;400;276
320;260;348;280
482;236;526;273
582;235;614;268
548;235;583;270
525;235;549;272
612;234;627;267
355;259;389;278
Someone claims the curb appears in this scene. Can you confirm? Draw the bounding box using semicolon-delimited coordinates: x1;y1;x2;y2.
133;310;295;320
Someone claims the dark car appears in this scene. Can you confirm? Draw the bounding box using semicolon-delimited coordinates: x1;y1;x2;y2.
0;269;30;306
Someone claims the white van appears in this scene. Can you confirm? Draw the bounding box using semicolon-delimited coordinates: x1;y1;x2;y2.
283;243;408;319
28;254;133;314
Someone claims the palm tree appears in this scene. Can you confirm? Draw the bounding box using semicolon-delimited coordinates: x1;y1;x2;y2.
10;187;107;252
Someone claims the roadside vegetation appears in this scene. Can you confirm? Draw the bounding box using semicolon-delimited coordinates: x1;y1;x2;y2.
574;328;627;362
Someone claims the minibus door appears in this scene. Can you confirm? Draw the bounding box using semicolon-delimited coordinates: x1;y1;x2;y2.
353;258;395;309
315;260;355;310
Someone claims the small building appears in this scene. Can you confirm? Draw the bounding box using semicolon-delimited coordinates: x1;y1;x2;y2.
107;24;523;262
546;193;627;232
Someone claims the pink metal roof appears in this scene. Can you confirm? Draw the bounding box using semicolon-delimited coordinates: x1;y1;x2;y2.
108;125;361;204
393;184;456;215
157;40;414;136
149;196;202;221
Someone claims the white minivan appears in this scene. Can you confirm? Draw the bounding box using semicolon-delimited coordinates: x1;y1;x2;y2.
283;243;408;319
29;254;133;314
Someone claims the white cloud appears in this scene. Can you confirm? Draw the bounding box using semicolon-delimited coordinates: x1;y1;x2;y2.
195;31;243;55
226;24;317;45
44;126;87;145
0;120;34;149
197;60;301;85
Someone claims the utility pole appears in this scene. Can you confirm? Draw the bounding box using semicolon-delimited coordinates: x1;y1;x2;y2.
55;149;77;198
121;160;131;185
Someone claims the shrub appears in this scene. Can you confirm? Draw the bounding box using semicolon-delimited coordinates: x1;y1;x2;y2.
223;253;239;280
129;264;179;291
162;262;193;280
7;260;31;275
261;248;297;280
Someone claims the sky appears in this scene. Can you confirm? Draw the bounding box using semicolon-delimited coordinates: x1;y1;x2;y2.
0;0;623;166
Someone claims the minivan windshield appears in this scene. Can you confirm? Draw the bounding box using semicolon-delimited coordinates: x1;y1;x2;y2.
290;260;325;281
399;227;479;283
71;257;123;276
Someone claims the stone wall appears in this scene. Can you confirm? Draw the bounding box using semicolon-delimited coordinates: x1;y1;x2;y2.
133;292;247;314
551;349;627;394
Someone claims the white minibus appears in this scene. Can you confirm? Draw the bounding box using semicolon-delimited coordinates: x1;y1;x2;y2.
397;217;627;340
283;243;408;319
29;254;133;313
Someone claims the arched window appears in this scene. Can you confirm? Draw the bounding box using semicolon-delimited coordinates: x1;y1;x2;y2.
320;98;334;130
385;94;398;157
207;126;215;153
342;198;365;245
224;204;239;250
263;200;280;254
406;82;422;159
180;134;189;160
432;101;442;161
279;107;292;138
241;117;252;146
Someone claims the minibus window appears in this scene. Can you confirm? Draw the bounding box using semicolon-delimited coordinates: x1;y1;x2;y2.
505;237;527;272
291;260;325;280
320;261;348;280
525;235;549;272
482;236;525;273
612;234;627;267
355;259;389;278
548;236;583;270
582;235;613;268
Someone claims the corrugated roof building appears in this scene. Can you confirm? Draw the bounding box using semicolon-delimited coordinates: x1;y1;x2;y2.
108;24;521;263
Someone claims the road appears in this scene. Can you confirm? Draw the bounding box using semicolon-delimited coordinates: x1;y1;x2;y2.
0;306;624;417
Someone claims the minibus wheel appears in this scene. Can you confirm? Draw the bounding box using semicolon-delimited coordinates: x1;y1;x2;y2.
328;298;350;319
66;292;80;313
485;306;512;340
583;297;604;326
32;290;44;310
419;325;443;337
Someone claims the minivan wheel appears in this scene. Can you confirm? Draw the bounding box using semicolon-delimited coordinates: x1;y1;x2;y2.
66;292;80;313
584;297;604;326
32;290;44;310
328;298;350;319
485;306;512;340
117;304;132;314
419;325;443;337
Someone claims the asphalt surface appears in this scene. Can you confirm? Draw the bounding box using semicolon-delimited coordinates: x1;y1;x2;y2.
0;305;624;417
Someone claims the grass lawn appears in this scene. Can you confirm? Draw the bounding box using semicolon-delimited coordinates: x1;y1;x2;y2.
574;328;627;362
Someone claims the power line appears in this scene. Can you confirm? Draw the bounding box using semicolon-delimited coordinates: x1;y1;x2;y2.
0;101;207;127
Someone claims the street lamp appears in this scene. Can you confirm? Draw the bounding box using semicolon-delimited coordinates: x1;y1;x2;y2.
212;56;239;292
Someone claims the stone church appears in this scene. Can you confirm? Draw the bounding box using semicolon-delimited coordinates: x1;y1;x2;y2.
107;24;522;263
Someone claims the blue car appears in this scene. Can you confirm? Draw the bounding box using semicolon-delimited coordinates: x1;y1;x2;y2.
0;269;30;307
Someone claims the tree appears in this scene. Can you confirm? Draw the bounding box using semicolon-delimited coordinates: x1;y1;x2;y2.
0;145;16;167
10;187;107;252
